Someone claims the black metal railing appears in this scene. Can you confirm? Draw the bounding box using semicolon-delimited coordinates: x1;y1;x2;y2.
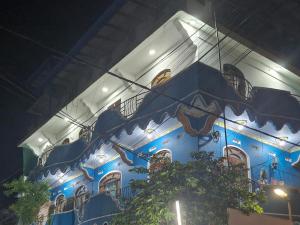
121;185;136;199
223;73;253;101
118;91;149;118
98;186;136;201
37;92;148;167
38;149;52;167
51;186;137;215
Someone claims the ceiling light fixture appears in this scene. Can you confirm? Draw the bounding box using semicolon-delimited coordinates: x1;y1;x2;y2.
59;178;64;184
273;64;285;73
236;120;247;131
146;128;154;139
149;49;156;56
238;124;244;131
147;133;153;139
279;139;286;147
102;87;108;93
190;20;196;25
64;117;70;122
38;137;43;142
278;137;288;147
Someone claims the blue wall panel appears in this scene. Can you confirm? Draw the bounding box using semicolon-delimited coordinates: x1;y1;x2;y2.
50;125;300;201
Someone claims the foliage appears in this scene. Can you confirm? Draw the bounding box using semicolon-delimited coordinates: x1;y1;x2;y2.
3;176;50;225
113;151;265;225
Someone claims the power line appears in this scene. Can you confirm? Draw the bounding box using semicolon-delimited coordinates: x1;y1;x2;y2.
35;18;229;148
32;23;213;148
0;168;22;185
3;2;258;147
2;14;299;148
2;4;300;182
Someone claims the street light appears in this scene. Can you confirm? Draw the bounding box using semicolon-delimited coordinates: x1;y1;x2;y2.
175;200;182;225
274;188;288;198
273;188;292;222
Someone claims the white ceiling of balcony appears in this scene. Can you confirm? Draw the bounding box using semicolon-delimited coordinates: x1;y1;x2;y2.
20;11;300;156
44;116;182;185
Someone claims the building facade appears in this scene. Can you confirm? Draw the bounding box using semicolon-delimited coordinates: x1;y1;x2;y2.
19;1;300;224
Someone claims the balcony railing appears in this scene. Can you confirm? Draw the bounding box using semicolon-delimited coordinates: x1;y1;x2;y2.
116;91;149;118
37;70;257;169
50;186;136;216
223;72;253;101
37;92;148;166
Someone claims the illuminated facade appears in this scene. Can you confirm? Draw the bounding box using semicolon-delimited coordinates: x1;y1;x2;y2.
20;1;300;224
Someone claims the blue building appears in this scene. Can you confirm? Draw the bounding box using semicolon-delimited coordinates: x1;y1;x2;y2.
19;2;300;225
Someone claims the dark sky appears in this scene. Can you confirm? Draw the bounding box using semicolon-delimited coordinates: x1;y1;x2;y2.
1;0;112;82
0;0;112;208
216;0;300;72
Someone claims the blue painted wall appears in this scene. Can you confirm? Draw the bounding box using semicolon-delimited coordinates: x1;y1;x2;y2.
50;125;300;201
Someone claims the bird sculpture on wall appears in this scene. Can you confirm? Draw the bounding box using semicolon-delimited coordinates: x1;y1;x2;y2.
79;163;94;181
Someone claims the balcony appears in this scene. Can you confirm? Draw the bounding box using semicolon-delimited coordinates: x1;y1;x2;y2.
111;91;149;119
48;186;135;225
223;64;253;101
35;62;300;179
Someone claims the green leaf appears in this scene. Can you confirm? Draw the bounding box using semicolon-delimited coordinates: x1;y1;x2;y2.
3;176;50;225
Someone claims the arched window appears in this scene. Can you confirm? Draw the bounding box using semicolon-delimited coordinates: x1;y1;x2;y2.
224;146;250;178
149;150;172;173
62;138;70;145
55;194;66;213
151;69;171;88
74;185;89;209
99;172;121;198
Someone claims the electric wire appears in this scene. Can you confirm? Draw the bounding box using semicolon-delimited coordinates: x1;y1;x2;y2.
4;21;300;148
213;4;229;164
0;168;22;185
1;4;298;188
1;1;243;139
41;23;211;146
14;4;250;146
37;21;223;148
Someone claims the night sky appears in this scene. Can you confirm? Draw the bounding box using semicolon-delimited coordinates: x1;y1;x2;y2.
0;0;112;209
1;0;300;210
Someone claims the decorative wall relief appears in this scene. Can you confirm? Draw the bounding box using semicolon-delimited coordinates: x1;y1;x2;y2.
259;169;268;185
112;144;133;166
177;95;221;136
271;155;278;170
211;130;220;143
198;135;213;148
292;154;300;169
80;163;94;181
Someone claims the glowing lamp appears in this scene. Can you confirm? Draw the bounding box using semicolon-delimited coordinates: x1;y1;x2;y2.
274;188;288;198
